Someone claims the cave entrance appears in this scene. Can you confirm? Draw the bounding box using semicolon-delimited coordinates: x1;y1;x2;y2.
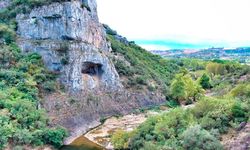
82;62;104;78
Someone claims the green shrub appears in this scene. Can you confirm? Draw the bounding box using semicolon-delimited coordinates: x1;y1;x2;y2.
111;130;132;149
42;81;56;92
43;127;68;148
231;102;248;123
0;24;16;44
230;83;250;99
181;125;223;150
135;76;147;85
199;73;212;89
12;129;33;145
114;59;134;76
165;99;179;108
129;109;196;150
192;98;234;133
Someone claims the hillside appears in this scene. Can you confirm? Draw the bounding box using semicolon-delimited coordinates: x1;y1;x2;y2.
152;47;250;64
0;0;184;149
110;54;250;150
0;0;250;150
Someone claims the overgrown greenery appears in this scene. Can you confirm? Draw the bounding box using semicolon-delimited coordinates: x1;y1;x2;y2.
170;73;204;103
0;44;67;149
109;35;250;149
112;97;249;150
0;2;68;148
108;35;184;95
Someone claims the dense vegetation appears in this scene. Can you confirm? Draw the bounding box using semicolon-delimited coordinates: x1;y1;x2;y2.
108;34;189;96
109;34;250;150
0;1;68;149
1;1;249;149
112;88;249;150
0;44;67;149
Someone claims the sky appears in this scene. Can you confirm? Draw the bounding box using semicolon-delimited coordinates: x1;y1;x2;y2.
96;0;250;50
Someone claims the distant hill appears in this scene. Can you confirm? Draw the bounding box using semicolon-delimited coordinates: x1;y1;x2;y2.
151;47;250;64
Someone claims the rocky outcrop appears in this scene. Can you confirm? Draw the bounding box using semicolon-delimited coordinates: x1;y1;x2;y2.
0;0;10;9
223;123;250;150
16;0;165;144
103;24;130;45
16;1;120;92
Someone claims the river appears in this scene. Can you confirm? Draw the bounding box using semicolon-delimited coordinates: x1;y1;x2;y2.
60;113;148;150
60;107;170;150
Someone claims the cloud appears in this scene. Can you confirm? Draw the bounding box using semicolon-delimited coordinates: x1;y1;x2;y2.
96;0;250;49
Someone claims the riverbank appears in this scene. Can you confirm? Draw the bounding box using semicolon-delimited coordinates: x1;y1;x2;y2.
85;114;147;149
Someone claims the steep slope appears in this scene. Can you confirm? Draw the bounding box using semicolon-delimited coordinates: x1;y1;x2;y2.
12;0;173;144
0;0;182;146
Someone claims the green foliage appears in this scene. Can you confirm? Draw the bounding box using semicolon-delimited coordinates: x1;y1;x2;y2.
191;98;235;133
175;58;207;71
181;125;223;150
103;24;117;35
170;73;204;103
170;74;187;102
165;99;180;108
0;42;67;149
43;127;68;148
127;108;196;150
199;73;212;89
231;102;248;123
111;129;132;149
0;24;16;44
183;74;205;101
206;62;227;75
113;59;134;76
230;83;250;99
125;95;250;150
153;108;195;139
107;35;181;94
42;81;56;92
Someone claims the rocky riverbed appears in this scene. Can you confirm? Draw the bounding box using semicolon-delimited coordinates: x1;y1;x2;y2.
84;114;147;149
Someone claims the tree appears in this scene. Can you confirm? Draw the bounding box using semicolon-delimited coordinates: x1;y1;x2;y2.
206;62;226;75
199;73;212;89
183;74;204;101
170;74;187;102
171;74;204;103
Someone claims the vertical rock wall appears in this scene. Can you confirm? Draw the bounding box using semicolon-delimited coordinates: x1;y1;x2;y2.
16;1;121;92
16;0;165;144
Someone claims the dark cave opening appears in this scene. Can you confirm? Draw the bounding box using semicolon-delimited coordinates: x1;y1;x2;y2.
82;62;104;77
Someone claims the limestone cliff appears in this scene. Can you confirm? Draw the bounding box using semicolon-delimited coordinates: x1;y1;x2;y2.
15;0;165;144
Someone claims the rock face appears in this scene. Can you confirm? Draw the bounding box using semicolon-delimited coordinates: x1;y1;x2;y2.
0;0;10;9
16;0;165;144
223;123;250;150
16;1;121;92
